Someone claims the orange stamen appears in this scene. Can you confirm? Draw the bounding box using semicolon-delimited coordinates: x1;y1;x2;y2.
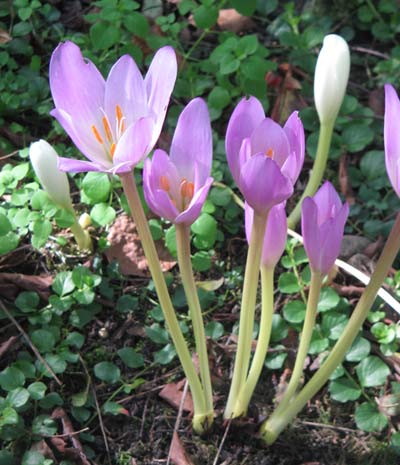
102;116;113;142
116;105;123;124
266;148;274;158
180;179;194;199
91;125;103;144
160;175;170;192
110;143;116;158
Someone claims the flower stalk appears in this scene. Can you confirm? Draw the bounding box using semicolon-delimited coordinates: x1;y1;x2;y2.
224;211;268;419
120;171;211;434
175;223;214;420
260;212;400;443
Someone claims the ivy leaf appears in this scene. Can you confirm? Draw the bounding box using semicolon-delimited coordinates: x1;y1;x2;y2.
355;402;388;432
356;356;390;387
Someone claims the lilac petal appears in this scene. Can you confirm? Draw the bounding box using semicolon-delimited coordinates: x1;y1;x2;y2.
175;177;213;225
147;149;181;200
105;54;148;133
57;157;104;173
170;98;212;184
50;42;105;138
51;109;107;166
226;96;265;182
301;197;321;272
239;155;293;213
249;118;291;168
313;181;343;224
384;84;400;196
144;46;177;147
282;111;305;184
113;117;154;168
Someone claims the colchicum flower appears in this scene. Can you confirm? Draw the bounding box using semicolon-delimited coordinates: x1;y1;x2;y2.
384;83;400;197
314;34;350;124
226;96;304;213
301;181;349;275
143;98;213;225
29;140;72;210
49;41;177;173
245;202;287;269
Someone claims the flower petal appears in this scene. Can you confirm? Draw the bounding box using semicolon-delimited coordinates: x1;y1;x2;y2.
226;96;265;182
113;117;154;169
313;181;343;224
239;155;293;213
301;197;321;272
384;83;400;197
175;177;213;225
145;46;177;147
105;54;148;133
57;157;105;173
170;98;212;184
282;111;305;184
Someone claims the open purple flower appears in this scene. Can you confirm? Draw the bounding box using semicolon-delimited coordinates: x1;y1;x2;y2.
226;96;304;213
384;84;400;197
302;181;349;275
245;202;287;269
143;98;213;225
49;41;177;174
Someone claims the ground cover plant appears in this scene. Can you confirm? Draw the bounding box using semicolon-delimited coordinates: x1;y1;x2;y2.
1;1;400;464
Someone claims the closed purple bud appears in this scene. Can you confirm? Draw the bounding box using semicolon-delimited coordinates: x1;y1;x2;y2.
245;202;287;269
143;98;213;225
301;181;349;275
384;84;400;197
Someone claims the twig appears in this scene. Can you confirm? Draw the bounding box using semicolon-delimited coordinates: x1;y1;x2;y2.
351;46;390;60
91;384;112;465
300;420;357;433
166;379;189;465
50;427;89;438
0;300;62;385
212;419;232;465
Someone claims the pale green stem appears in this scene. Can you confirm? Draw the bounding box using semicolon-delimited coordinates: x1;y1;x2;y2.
70;213;92;251
224;211;268;419
120;172;210;434
274;271;323;414
233;265;275;417
288;121;335;229
175;224;214;420
261;212;400;444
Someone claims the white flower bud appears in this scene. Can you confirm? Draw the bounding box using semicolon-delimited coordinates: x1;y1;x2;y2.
29;140;72;210
314;34;350;124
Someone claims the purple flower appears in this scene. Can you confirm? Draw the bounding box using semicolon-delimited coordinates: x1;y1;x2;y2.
143;98;213;225
225;96;305;213
301;181;349;275
245;202;287;269
49;41;177;174
384;84;400;197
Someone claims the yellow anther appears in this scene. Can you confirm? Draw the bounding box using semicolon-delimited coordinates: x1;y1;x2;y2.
266;148;274;158
91;125;104;144
102;116;113;142
180;179;194;199
110;143;116;158
116;105;123;124
160;175;170;192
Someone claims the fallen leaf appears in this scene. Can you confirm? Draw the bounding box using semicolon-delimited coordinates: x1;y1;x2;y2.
106;214;176;276
339;153;356;205
196;277;224;291
0;29;11;44
0;273;53;300
159;381;194;414
29;440;57;461
170;431;195;465
217;9;255;33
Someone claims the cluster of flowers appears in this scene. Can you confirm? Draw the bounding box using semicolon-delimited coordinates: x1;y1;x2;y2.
29;35;400;442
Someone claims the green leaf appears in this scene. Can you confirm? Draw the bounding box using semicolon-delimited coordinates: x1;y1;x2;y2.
0;367;25;391
0;231;19;254
265;350;287;370
356;356;390;387
116;294;139;313
7;387;30;408
329;377;361;402
94;362;121;384
32;415;57;436
165;225;177;258
149;218;163;241
237;34;258;56
0;213;12;235
220;54;240;75
15;291;39;312
193;5;218;29
342;124;374;153
21;452;46;465
145;323;169;344
205;321;224;340
0;451;16;465
90;22;120;50
317;287;340;312
355;402;388;432
192;251;212;271
209;187;231;206
103;401;128;416
90;203;116;226
117;347;144;368
208;87;230;110
123;12;149;38
28;382;47;400
192;213;217;240
32;219;52;249
278;272;300;294
345;336;371;362
154;343;176;364
82;172;111;203
322;312;349;340
283;300;306;324
0;407;18;426
241;56;276;80
232;0;256;15
270;314;288;342
52;271;75;296
31;329;56;353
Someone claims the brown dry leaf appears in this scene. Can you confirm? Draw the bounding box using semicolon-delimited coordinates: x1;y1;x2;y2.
159;382;194;413
30;440;57;461
170;431;196;465
0;272;53;300
0;29;11;44
369;87;384;117
0;335;19;358
106;214;176;276
339;153;356;205
217;9;255;33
